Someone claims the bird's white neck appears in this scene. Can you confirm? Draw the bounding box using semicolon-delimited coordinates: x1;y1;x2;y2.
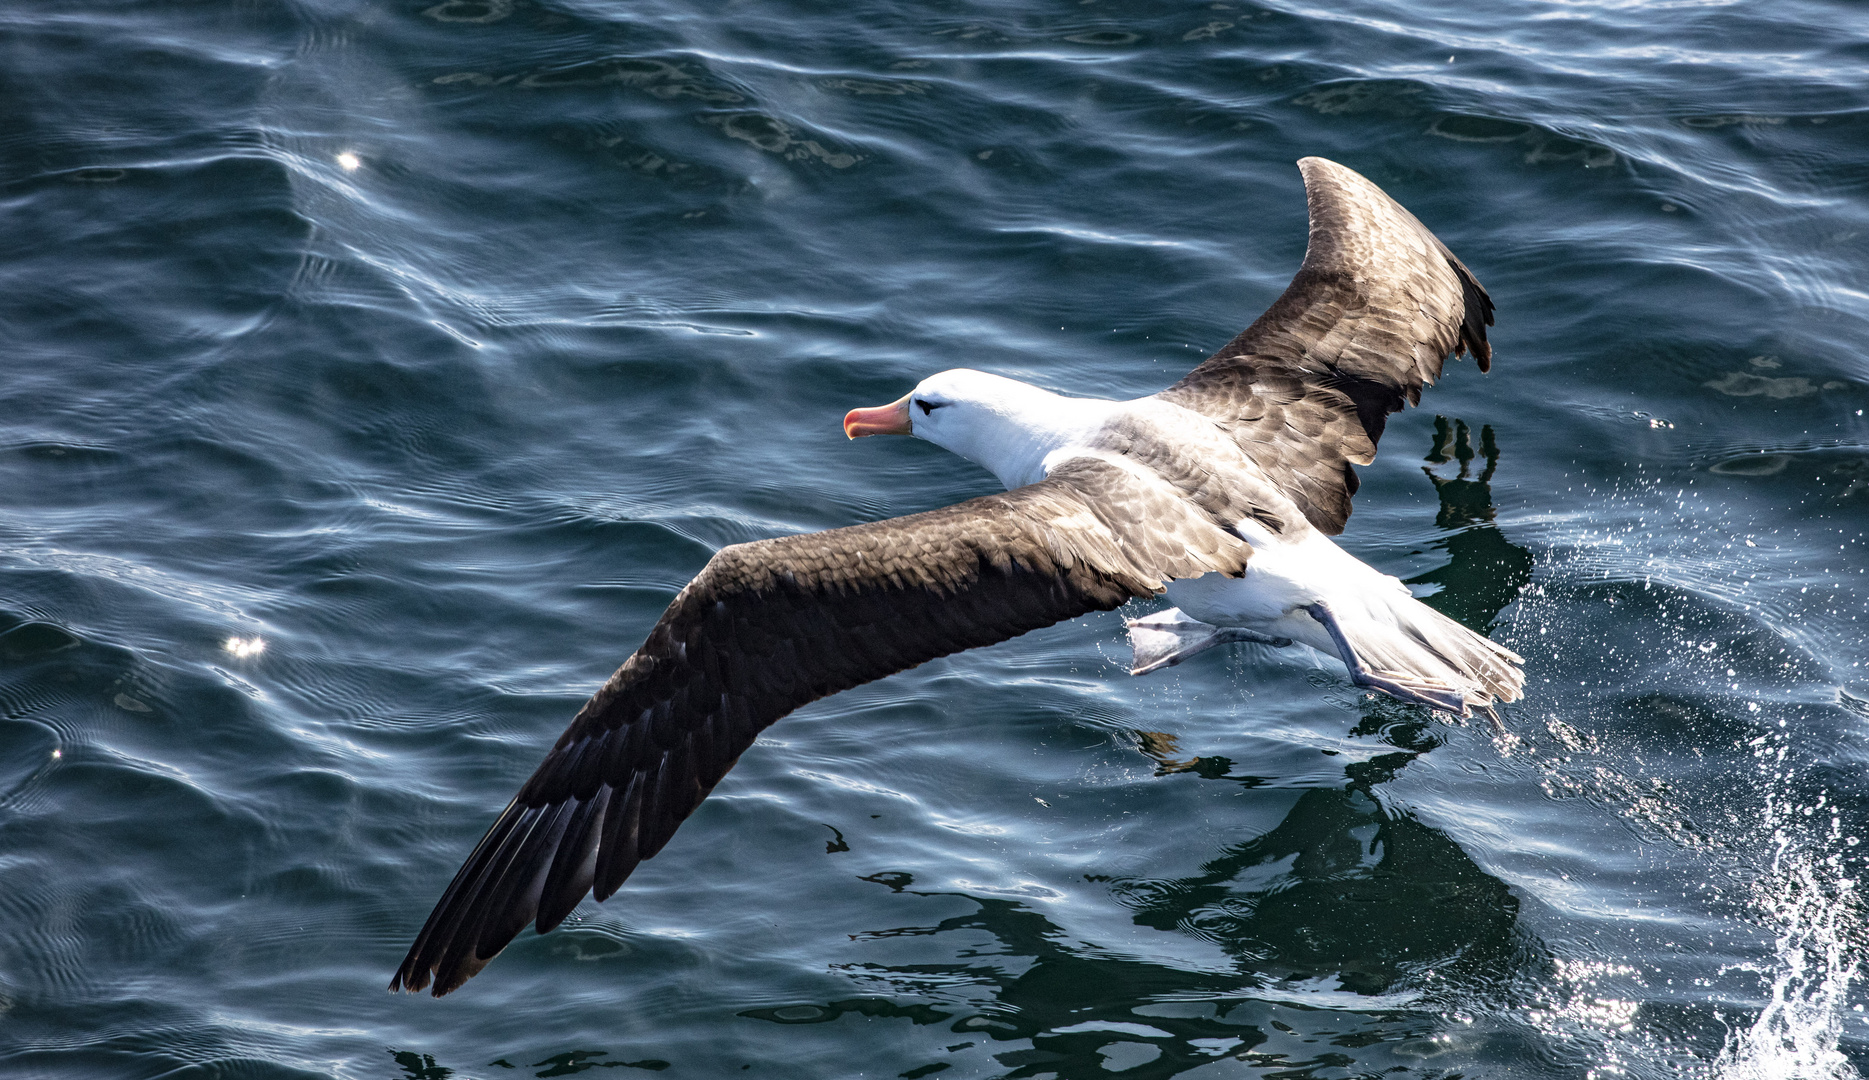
921;379;1121;490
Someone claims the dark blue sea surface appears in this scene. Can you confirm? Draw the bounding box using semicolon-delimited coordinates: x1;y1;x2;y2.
4;0;1869;1076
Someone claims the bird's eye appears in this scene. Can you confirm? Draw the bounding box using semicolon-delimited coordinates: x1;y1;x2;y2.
917;398;945;416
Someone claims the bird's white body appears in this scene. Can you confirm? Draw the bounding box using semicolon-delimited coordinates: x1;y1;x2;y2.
911;370;1356;642
907;368;1519;710
1165;519;1400;658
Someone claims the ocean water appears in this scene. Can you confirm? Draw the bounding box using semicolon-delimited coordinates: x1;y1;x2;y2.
3;0;1868;1076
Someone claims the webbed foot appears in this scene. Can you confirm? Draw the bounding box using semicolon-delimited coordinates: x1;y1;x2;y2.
1304;602;1471;716
1127;608;1292;676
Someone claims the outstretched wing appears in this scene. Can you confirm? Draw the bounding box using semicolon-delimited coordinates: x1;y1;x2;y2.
391;457;1250;995
1156;157;1495;535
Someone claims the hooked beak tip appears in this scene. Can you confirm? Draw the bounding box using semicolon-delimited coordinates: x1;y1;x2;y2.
843;394;914;439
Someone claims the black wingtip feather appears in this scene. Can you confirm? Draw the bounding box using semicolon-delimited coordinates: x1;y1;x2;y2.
535;787;610;932
592;771;645;901
1446;254;1495;371
390;797;533;995
393;469;1221;994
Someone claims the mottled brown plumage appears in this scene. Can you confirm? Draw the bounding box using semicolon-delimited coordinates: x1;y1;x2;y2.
1158;157;1493;535
391;459;1250;994
392;157;1499;995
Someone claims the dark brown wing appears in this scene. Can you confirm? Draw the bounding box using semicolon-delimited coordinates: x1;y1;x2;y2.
391;457;1249;995
1155;156;1495;535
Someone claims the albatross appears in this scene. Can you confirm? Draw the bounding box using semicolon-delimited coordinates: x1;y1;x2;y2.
391;157;1525;995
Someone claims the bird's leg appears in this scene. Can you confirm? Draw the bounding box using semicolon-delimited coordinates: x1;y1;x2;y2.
1303;602;1471;716
1126;608;1291;676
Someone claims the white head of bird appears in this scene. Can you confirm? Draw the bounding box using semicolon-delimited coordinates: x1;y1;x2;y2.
843;368;1116;489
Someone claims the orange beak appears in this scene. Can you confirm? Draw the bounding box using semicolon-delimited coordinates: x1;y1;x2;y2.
843;393;914;439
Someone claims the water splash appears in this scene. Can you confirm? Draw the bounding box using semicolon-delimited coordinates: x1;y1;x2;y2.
1715;800;1861;1080
1494;471;1868;1077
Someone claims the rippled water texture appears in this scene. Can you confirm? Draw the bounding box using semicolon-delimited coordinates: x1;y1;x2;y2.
3;0;1868;1076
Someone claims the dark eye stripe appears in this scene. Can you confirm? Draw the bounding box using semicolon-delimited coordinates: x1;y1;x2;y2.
917;399;943;415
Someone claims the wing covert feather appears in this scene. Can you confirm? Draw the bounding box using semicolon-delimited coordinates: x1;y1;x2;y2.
392;458;1248;995
1156;157;1495;535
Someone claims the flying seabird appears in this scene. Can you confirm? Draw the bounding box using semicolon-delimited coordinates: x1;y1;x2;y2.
391;157;1525;996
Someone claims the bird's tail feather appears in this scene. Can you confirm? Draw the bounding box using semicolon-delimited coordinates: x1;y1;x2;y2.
1324;590;1523;715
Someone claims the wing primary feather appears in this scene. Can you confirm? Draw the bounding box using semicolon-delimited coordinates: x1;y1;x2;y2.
1450;255;1494;368
591;770;646;902
405;801;542;994
389;798;532;993
536;785;612;932
394;460;1250;994
641;741;698;861
469;798;575;957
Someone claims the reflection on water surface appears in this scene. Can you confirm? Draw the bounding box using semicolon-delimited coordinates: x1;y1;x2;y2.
727;427;1538;1079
